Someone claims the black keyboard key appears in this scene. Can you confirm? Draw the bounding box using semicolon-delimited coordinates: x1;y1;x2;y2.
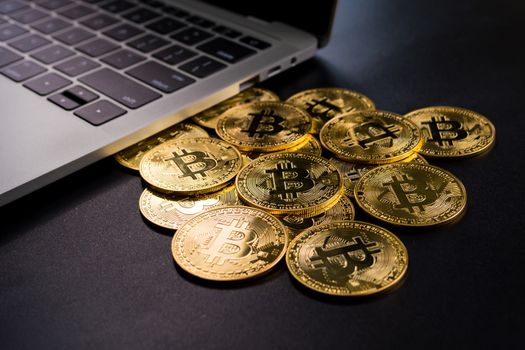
197;37;255;63
1;60;46;82
240;36;271;50
0;46;23;67
127;34;168;53
76;38;119;57
186;15;214;28
53;27;95;45
48;92;80;110
101;49;145;69
9;8;47;24
31;44;75;64
103;23;143;41
126;61;194;93
9;33;51;52
80;13;117;30
54;55;99;76
171;27;212;46
212;25;241;39
153;44;197;65
79;68;160;108
37;0;72;10
0;24;28;41
123;7;159;24
74;100;126;125
0;0;27;14
162;5;188;18
58;5;95;19
32;17;71;34
50;84;99;110
101;0;135;14
65;85;98;103
24;72;71;95
179;56;226;78
146;17;185;35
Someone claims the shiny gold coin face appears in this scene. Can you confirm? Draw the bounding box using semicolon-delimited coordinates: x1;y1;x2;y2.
286;88;375;133
114;123;209;170
235;152;344;216
172;206;287;281
329;152;428;198
140;137;242;194
286;220;408;296
281;195;355;240
320;110;422;164
355;163;467;227
139;185;240;229
404;106;496;158
216;101;312;152
192;88;280;129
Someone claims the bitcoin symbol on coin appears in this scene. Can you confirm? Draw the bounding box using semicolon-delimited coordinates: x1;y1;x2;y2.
202;219;258;265
243;109;285;137
381;174;444;213
345;122;400;149
305;97;342;121
310;235;380;280
422;116;468;146
166;149;217;180
265;162;315;200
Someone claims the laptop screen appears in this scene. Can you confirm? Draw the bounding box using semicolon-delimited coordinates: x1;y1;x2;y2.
201;0;338;48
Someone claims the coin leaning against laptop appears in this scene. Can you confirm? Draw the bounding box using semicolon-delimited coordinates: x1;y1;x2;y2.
114;87;495;296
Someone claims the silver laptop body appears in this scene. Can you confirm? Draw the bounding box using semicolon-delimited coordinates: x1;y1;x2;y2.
0;0;333;206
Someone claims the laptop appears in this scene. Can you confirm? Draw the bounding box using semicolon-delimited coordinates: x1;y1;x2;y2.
0;0;338;207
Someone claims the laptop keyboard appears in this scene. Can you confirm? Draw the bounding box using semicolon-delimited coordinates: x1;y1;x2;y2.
0;0;271;126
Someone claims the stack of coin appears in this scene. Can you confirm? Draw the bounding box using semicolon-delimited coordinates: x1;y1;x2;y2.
113;86;495;296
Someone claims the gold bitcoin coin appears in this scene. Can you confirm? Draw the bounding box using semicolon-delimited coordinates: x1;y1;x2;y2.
281;195;355;240
320;110;422;164
354;163;467;227
329;152;428;198
192;87;280;129
114;122;209;170
286;87;375;133
139;184;240;230
286;220;408;296
404;106;496;158
235;152;344;216
216;101;312;152
172;206;288;281
140;137;242;194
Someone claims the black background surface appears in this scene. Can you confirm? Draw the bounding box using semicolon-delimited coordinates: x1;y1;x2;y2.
1;0;524;348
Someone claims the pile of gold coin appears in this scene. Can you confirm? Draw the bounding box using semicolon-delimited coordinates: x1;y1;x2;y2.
115;86;496;296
